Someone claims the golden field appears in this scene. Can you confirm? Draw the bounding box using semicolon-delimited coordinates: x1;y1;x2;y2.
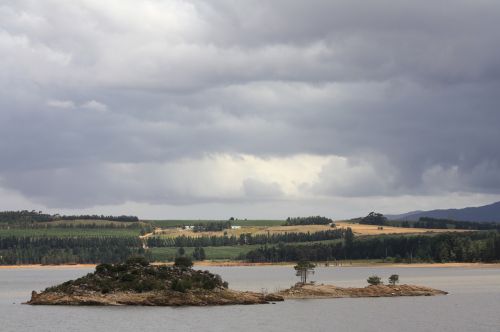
148;221;467;238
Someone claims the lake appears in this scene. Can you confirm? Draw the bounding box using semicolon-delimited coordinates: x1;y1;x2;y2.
0;265;499;331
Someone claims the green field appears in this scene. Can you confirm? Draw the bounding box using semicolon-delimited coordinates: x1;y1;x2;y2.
0;228;141;238
150;245;263;261
148;219;284;228
149;239;344;261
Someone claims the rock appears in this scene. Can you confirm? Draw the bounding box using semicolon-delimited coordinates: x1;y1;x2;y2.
264;293;284;302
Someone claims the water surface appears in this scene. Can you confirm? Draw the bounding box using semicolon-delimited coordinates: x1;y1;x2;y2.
0;266;499;332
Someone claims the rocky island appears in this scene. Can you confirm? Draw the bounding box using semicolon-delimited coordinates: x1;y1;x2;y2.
26;257;447;306
278;283;448;299
26;257;283;306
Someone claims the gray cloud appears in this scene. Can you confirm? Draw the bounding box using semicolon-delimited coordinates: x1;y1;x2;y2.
1;1;500;215
242;178;283;199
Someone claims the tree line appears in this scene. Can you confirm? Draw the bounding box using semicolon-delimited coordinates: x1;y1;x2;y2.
58;214;139;222
358;212;500;231
0;222;145;230
244;231;500;263
0;236;146;265
0;210;139;224
285;216;333;226
146;229;348;247
0;211;53;224
357;212;387;225
397;217;500;231
191;221;232;232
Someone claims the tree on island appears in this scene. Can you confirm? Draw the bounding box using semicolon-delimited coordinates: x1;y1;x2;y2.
177;247;185;256
367;275;382;285
125;255;150;266
294;260;316;284
174;256;193;269
388;274;399;286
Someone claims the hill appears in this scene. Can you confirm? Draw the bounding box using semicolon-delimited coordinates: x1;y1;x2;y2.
387;201;500;222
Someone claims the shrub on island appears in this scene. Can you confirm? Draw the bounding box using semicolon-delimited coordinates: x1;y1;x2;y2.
44;256;225;295
367;275;382;285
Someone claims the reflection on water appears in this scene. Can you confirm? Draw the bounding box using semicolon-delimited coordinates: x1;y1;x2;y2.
0;266;499;332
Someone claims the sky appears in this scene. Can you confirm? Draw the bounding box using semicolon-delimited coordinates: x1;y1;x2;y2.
1;0;500;220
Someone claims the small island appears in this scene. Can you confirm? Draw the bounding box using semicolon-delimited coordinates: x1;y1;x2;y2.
26;257;283;306
279;261;448;299
26;258;447;306
278;283;447;299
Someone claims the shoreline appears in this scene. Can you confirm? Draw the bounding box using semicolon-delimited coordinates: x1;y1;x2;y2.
27;283;446;306
193;261;500;268
0;264;97;270
2;261;500;269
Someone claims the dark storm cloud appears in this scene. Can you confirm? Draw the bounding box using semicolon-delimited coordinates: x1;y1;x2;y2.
0;0;500;208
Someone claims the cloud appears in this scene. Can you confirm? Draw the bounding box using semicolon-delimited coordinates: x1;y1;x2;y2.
82;100;108;112
242;178;283;199
47;99;75;109
309;156;398;197
0;1;499;217
0;154;324;208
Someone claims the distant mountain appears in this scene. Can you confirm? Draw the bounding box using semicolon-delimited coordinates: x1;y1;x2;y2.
386;201;500;222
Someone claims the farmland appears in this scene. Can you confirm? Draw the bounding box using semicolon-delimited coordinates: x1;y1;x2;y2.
148;219;284;228
147;220;460;240
0;227;141;238
0;210;487;265
334;221;467;235
150;239;345;261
